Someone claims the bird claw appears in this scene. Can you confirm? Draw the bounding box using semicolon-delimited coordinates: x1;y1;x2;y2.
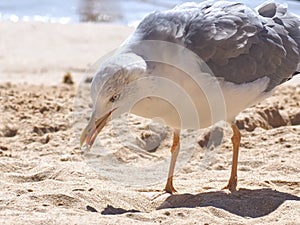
164;176;177;194
164;186;177;194
222;179;237;192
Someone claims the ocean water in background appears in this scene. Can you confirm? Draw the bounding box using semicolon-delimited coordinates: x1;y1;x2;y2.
0;0;299;25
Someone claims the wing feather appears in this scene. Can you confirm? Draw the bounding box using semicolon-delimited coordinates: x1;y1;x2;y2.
133;1;300;90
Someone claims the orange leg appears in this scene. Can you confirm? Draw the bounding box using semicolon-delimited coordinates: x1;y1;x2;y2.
223;124;241;192
164;129;180;194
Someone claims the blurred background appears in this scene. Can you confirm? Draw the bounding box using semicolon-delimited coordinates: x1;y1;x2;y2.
0;0;299;26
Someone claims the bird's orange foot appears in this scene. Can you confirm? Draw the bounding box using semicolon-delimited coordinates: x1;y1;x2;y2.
222;177;237;192
164;176;177;194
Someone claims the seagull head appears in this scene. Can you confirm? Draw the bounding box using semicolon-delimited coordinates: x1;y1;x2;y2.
80;53;147;148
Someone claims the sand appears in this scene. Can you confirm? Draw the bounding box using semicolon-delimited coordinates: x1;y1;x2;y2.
0;21;299;225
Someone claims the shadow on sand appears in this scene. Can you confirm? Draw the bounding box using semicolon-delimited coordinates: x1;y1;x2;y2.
157;188;300;218
100;204;140;215
99;188;299;217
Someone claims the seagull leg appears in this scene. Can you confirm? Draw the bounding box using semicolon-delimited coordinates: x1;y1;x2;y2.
223;124;241;192
164;129;180;194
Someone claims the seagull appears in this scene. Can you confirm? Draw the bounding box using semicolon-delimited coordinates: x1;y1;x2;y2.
80;1;300;194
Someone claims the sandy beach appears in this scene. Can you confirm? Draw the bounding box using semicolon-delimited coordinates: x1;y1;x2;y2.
0;21;300;224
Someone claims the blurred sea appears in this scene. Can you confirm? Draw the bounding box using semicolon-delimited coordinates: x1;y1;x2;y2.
0;0;299;26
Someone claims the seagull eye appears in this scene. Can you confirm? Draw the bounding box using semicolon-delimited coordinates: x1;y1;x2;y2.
109;93;120;102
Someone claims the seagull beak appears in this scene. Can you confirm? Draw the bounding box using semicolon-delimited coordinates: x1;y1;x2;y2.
80;109;116;148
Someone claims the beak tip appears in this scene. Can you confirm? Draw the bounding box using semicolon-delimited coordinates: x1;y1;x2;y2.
80;143;91;151
80;109;113;150
80;137;85;148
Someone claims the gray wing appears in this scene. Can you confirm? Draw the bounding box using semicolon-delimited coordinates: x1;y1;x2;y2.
134;1;300;91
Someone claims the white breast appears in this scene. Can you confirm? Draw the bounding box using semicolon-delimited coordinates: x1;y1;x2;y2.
129;64;271;129
123;41;271;129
